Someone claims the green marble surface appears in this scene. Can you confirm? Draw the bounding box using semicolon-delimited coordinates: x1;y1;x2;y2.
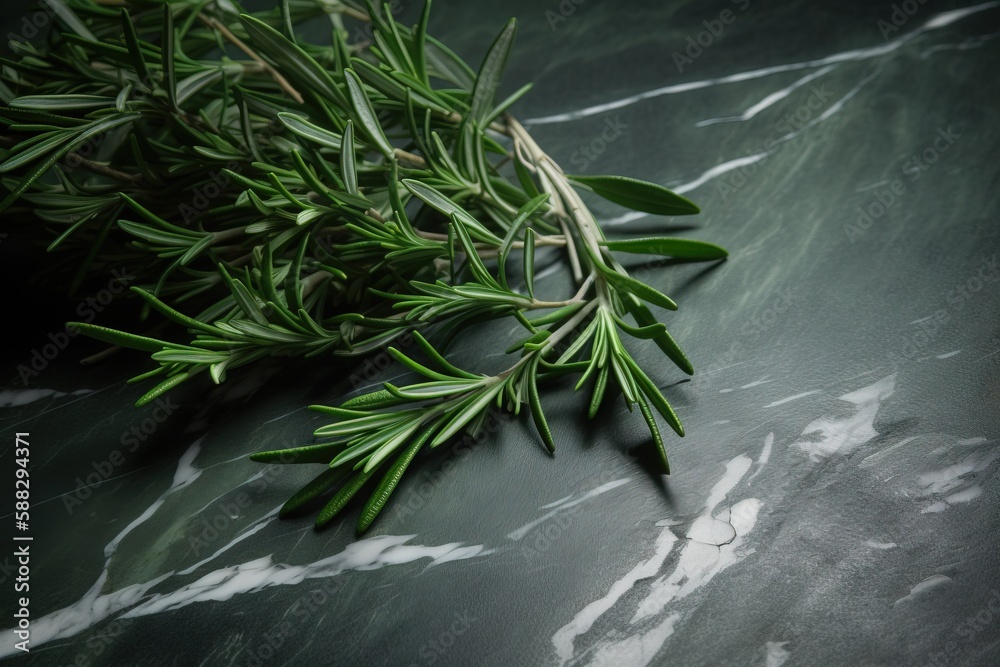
1;1;999;665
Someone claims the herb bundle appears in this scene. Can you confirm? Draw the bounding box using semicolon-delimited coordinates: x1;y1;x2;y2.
1;0;727;532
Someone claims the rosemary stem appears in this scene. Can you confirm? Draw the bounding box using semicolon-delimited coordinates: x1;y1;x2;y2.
541;298;599;354
394;148;427;168
199;15;305;104
65;154;142;183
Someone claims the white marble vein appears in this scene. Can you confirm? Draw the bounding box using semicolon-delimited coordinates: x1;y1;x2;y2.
861;436;919;467
0;387;93;407
584;613;680;667
920;29;1000;57
552;453;764;666
765;641;792;667
671;152;769;195
695;65;838;127
177;512;279;576
763;390;822;408
551;528;679;665
914;443;998;513
0;440;203;657
507;478;631;540
526;2;1000;125
745;432;774;486
123;536;486;617
4;383;120;430
866;540;898;550
893;574;953;606
0;438;485;658
527;5;988;208
632;475;760;621
790;375;896;460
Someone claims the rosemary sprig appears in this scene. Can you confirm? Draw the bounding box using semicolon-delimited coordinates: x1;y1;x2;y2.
1;0;728;532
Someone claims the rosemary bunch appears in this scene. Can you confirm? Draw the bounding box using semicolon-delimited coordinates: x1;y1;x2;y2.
1;0;728;532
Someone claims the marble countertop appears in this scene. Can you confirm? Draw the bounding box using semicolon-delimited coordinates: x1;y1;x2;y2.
2;1;999;665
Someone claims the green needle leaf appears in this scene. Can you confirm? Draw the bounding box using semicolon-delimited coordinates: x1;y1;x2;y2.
161;5;177;109
602;237;728;260
341;120;358;195
451;217;500;289
357;423;437;532
599;263;677;311
136;372;191;407
388;346;456;382
402;179;502;244
526;359;554;453
470;18;516;124
121;7;152;88
432;384;503;446
636;394;670;474
280;467;353;517
486;82;532;125
251;441;344;464
412;331;480;380
523;227;536;299
425;35;475;89
315;469;376;528
498;193;549;289
0;132;71;172
588;363;609;419
623;295;693;375
277;112;343;150
46;0;96;40
621;354;684;437
130;287;224;335
514;157;540;198
568;174;700;216
8;95;116;111
66;323;168;353
239;14;346;106
412;0;432;85
345;69;394;158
